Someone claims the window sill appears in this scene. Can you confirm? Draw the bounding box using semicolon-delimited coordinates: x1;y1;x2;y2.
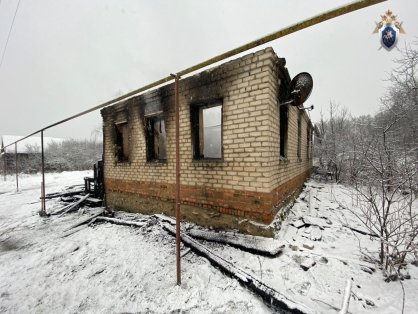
192;159;224;167
193;158;223;162
279;157;289;164
114;160;131;166
146;160;167;166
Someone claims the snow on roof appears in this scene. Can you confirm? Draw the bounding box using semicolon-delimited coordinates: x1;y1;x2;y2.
1;135;64;154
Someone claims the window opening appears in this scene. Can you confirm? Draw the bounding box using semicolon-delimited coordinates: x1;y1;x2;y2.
191;103;222;160
146;116;167;161
280;105;288;158
115;122;129;162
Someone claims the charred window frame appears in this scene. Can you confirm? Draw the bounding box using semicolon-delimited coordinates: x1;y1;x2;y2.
297;110;302;160
279;105;289;158
114;121;130;163
191;101;223;160
145;115;167;162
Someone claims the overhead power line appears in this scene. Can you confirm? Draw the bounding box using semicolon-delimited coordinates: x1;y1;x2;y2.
0;0;21;71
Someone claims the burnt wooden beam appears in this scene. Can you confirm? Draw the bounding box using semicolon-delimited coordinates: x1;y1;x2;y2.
42;190;84;199
163;223;317;314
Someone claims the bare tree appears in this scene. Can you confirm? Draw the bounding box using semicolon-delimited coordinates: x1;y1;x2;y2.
314;43;418;280
15;139;102;173
314;101;350;182
343;43;418;279
349;115;417;278
46;139;102;171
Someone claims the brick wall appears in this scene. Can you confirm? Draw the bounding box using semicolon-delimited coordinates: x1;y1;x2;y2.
101;47;312;226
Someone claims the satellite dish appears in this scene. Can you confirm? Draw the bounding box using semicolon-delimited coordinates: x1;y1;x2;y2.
288;72;313;107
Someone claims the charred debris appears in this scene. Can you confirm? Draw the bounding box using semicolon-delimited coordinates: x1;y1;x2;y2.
43;160;104;215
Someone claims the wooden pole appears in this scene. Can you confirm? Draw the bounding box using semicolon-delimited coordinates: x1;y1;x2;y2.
15;143;18;192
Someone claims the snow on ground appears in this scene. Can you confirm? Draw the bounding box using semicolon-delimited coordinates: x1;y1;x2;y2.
0;172;269;313
202;181;418;313
0;172;417;313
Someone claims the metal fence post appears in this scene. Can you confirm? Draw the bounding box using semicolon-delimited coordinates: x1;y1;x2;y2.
171;73;182;285
3;151;5;181
15;143;18;192
40;131;47;216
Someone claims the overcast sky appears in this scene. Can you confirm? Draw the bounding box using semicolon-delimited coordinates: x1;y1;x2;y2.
0;0;417;140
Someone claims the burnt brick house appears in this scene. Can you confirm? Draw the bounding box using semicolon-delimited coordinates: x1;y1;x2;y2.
101;47;313;235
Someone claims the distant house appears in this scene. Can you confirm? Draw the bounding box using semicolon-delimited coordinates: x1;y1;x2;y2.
1;135;63;174
100;48;313;235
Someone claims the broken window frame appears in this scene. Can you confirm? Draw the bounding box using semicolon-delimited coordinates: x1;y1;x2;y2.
279;105;289;159
114;121;130;163
190;101;223;161
145;114;167;162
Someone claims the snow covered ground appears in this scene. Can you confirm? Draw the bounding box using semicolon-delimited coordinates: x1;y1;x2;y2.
0;172;417;313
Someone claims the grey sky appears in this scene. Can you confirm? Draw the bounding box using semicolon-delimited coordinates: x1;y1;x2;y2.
0;0;417;140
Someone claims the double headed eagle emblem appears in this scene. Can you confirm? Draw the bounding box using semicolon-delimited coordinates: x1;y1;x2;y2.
373;10;405;51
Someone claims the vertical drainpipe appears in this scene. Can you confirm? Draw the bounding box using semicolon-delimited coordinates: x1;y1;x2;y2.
171;73;181;285
15;143;18;192
40;131;46;216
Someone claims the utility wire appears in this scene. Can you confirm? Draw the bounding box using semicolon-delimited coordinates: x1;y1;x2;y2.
0;0;21;71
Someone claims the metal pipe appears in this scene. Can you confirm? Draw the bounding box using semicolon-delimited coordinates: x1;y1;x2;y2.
40;130;46;216
176;0;386;77
171;73;181;285
2;150;5;181
15;143;18;192
339;279;352;314
0;0;386;154
41;182;44;212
